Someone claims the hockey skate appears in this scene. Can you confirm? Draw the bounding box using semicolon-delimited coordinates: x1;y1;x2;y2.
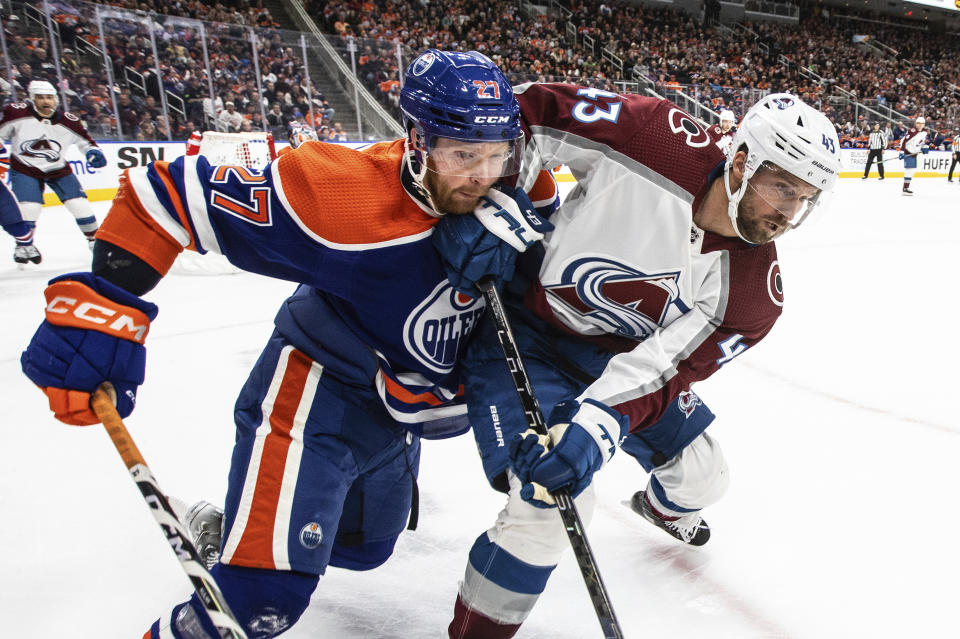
902;188;914;195
183;500;224;569
630;490;711;546
13;244;42;265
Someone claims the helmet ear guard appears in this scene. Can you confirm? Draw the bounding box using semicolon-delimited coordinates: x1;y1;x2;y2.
722;93;841;242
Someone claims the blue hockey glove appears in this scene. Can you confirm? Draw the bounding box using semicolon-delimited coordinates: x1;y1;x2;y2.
897;151;905;160
921;145;930;154
21;272;157;425
85;147;107;168
509;398;629;507
432;185;553;297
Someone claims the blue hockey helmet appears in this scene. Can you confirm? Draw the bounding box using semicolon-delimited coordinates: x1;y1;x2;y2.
400;49;524;179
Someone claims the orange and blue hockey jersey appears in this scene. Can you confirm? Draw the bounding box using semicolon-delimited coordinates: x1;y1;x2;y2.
97;139;487;437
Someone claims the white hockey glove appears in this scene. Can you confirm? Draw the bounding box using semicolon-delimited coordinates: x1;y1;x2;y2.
473;184;553;252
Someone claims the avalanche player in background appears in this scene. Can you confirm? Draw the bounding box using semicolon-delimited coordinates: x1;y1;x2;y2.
0;80;107;250
715;108;737;155
20;51;546;639
439;90;841;638
0;145;42;265
898;115;928;195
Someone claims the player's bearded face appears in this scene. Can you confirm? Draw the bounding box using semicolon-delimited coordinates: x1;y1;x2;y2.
737;163;821;244
424;139;511;214
32;94;57;117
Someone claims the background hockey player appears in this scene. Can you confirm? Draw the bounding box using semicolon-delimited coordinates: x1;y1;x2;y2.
0;145;41;265
898;115;928;195
436;91;841;638
19;50;547;639
0;80;107;250
715;108;737;155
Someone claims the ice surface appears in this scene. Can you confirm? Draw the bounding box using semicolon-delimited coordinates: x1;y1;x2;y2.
2;178;958;638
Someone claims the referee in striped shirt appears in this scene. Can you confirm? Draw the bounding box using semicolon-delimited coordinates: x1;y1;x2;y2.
863;122;887;180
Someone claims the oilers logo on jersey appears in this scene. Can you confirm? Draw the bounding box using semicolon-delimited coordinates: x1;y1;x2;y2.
544;257;689;340
299;522;323;549
404;281;486;374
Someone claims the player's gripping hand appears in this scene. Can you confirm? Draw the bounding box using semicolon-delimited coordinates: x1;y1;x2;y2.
898;151;905;160
433;185;553;297
474;184;554;252
509;398;628;507
20;273;157;425
85;148;107;168
921;145;930;155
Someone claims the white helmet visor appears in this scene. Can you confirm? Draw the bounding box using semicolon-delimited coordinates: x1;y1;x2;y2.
746;162;826;228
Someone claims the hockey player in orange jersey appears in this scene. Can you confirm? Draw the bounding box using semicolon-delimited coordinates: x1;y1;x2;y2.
20;50;551;638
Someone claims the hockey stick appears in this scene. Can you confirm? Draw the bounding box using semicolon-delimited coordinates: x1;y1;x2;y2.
90;385;248;639
478;280;625;639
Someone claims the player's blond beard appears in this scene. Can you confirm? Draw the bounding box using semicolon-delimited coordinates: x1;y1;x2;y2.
423;164;490;215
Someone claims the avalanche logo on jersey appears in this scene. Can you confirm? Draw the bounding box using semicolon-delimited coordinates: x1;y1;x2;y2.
404;281;486;374
544;257;690;340
677;390;703;418
767;261;784;307
20;137;62;162
668;109;710;148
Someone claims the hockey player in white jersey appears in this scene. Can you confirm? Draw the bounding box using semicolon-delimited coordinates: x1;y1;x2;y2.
715;108;737;156
0;80;107;249
436;91;841;637
898;115;928;195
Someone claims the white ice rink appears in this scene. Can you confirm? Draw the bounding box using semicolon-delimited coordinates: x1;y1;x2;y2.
1;177;958;638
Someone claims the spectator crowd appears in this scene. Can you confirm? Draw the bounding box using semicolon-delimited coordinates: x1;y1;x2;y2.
2;0;958;148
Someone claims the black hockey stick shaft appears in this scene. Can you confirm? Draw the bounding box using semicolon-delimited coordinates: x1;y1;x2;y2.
91;385;248;639
478;280;624;639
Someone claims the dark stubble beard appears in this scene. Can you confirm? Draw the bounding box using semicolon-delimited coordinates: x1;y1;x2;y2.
736;190;790;244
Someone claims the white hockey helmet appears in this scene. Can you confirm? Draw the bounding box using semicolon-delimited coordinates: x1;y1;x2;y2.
720;109;736;123
915;115;926;125
27;80;57;99
723;92;840;242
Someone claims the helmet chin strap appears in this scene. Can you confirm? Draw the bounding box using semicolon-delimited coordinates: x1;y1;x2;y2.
722;162;755;244
403;137;444;216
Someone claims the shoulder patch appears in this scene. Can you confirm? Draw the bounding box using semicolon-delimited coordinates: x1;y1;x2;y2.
767;260;783;307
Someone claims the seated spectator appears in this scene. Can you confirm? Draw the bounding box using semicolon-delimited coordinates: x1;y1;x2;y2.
218;100;244;132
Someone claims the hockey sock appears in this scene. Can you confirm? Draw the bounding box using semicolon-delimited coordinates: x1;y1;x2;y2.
63;197;99;235
448;595;522;639
149;563;319;639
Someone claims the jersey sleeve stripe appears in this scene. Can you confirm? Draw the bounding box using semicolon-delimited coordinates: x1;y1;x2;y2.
147;162;196;252
527;169;559;208
96;171;184;275
182;155;224;254
127;167;192;248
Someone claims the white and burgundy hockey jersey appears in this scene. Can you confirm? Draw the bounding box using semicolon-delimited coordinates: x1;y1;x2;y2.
514;83;782;432
900;127;928;158
0;102;98;179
